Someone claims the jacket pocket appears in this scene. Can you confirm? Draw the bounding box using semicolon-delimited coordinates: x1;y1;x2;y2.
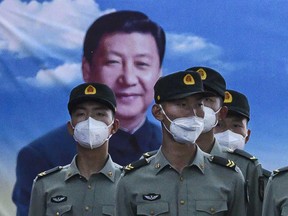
196;200;227;215
137;202;169;215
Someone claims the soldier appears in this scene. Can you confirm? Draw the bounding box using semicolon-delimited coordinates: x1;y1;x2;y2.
262;166;288;216
185;66;264;216
116;71;246;216
29;83;121;216
214;89;271;194
214;89;251;150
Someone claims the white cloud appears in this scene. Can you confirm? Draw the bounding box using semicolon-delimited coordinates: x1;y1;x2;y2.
17;63;82;88
0;0;115;88
165;32;237;73
166;33;222;62
0;0;115;59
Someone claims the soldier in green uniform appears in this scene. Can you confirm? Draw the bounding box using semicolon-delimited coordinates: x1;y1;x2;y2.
185;67;264;216
214;89;251;150
116;71;246;216
214;89;271;189
262;166;288;216
28;83;122;216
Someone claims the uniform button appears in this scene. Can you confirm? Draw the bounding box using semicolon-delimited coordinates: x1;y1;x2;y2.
150;210;155;215
180;200;185;205
88;184;92;189
85;206;89;211
56;212;60;216
108;171;113;177
210;207;215;213
180;176;184;181
154;163;161;169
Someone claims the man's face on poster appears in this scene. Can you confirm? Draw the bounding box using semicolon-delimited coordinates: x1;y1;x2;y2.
82;32;161;121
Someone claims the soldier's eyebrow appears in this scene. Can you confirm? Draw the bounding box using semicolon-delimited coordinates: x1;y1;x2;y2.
228;114;245;122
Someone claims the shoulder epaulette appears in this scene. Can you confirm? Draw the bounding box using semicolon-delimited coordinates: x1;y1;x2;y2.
228;149;258;162
142;150;158;159
35;166;63;180
272;166;288;177
123;158;149;174
262;168;272;178
209;155;237;171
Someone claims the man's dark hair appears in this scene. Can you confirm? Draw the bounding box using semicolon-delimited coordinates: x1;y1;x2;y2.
83;10;166;66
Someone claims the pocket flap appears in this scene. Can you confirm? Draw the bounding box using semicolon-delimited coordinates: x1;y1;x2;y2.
137;202;169;216
196;200;227;214
47;204;72;215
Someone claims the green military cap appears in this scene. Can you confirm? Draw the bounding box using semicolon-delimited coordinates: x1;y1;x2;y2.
185;66;226;99
154;71;213;104
224;89;250;120
68;82;117;114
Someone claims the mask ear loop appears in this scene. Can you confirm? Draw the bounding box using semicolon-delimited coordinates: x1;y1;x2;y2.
158;104;173;122
104;119;115;142
242;130;248;140
70;121;75;129
107;119;114;128
215;107;221;114
158;104;174;137
210;107;222;129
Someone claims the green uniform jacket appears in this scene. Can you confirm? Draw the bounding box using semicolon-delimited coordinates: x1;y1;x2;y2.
262;166;288;216
29;155;122;216
116;145;246;216
211;140;263;216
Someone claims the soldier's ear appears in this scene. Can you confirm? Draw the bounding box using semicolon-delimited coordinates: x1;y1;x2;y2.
111;119;120;134
218;106;228;121
245;129;251;144
67;121;74;136
152;104;164;121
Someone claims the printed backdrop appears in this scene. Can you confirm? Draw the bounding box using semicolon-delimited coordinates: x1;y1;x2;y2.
1;0;288;215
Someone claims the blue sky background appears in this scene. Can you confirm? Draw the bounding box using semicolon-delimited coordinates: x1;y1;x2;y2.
0;0;288;214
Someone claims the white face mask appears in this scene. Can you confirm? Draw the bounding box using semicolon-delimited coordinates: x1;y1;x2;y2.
160;105;204;144
215;130;246;150
72;117;114;149
202;106;220;133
